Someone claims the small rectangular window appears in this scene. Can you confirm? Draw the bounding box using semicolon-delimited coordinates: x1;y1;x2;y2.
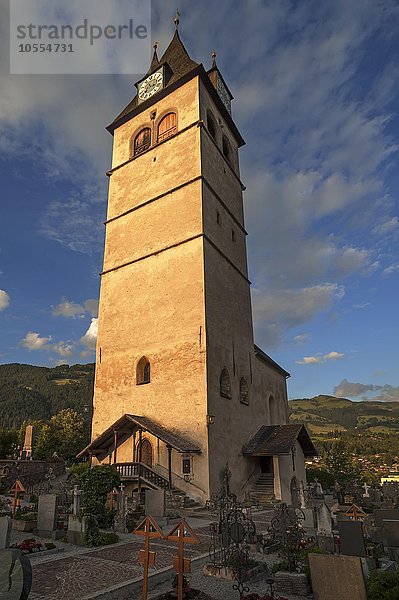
232;230;235;243
182;458;191;474
217;212;221;225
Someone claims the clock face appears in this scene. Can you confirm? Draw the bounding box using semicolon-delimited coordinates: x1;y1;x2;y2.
138;70;163;102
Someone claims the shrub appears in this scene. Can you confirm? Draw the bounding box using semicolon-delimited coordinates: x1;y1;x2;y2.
80;465;120;546
100;532;119;545
367;571;399;600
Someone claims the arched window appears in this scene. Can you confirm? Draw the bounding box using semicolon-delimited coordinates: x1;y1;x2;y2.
157;112;177;142
207;110;217;140
220;368;231;399
222;135;232;163
240;377;249;405
136;356;150;385
133;128;151;156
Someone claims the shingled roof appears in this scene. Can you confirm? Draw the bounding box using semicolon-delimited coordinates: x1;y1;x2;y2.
77;413;201;458
243;424;317;457
108;31;199;132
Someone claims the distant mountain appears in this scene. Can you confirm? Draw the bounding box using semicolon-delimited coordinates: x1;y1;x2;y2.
0;363;95;429
290;394;399;435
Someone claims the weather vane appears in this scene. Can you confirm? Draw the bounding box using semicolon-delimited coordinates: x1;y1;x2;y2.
174;9;181;30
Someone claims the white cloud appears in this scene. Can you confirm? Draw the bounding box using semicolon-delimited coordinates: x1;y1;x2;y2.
53;299;85;318
53;342;74;357
293;333;310;345
373;216;399;236
80;318;98;350
0;290;10;311
324;351;344;360
297;351;344;365
334;378;399;402
53;297;99;319
84;299;99;318
353;303;371;309
253;283;345;347
21;332;52;351
382;263;399;276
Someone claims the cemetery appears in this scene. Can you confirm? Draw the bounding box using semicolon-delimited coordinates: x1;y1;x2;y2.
1;461;399;599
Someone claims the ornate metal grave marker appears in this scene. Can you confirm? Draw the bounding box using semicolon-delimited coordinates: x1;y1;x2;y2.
206;464;256;598
133;516;164;600
268;502;304;572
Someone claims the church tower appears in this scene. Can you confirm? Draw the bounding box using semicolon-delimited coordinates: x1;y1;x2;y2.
82;17;315;505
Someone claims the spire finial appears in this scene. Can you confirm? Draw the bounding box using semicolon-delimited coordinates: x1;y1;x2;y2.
174;9;180;30
212;50;217;68
153;41;158;52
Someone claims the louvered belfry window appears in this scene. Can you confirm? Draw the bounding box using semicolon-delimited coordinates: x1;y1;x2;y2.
157;112;177;142
134;128;151;156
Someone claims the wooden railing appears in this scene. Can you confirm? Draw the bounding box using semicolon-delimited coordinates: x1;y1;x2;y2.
114;462;170;490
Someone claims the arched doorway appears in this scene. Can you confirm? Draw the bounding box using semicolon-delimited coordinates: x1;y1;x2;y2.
290;476;300;507
138;438;153;468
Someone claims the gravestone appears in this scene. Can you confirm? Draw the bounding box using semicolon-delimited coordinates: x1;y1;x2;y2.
67;515;86;545
317;503;332;534
0;516;11;549
315;479;323;497
369;489;381;504
309;554;366;600
36;494;58;536
0;548;32;600
317;533;334;553
338;520;366;557
144;489;165;518
383;519;399;548
374;509;399;527
72;486;81;516
302;507;316;529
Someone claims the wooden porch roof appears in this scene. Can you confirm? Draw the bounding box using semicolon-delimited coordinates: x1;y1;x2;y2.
77;414;201;458
242;424;317;458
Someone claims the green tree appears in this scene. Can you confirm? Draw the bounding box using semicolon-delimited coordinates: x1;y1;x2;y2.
325;441;359;485
34;409;85;462
0;429;18;459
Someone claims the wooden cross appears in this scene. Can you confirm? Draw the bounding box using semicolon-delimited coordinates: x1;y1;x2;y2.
10;479;26;518
166;518;200;600
133;516;164;600
107;487;119;510
343;503;366;521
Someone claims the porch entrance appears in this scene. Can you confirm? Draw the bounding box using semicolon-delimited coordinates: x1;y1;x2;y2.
260;456;274;475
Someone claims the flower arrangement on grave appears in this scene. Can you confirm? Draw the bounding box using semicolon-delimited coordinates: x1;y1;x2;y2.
11;538;56;554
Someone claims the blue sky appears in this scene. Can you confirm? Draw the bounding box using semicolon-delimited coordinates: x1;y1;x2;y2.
0;0;398;401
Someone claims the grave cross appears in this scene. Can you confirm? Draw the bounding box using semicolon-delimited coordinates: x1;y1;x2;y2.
10;479;26;518
343;504;367;521
166;518;200;600
133;516;164;600
363;482;370;498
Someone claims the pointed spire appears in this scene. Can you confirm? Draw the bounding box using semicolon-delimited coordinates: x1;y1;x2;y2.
174;9;181;30
211;50;217;68
148;42;160;73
